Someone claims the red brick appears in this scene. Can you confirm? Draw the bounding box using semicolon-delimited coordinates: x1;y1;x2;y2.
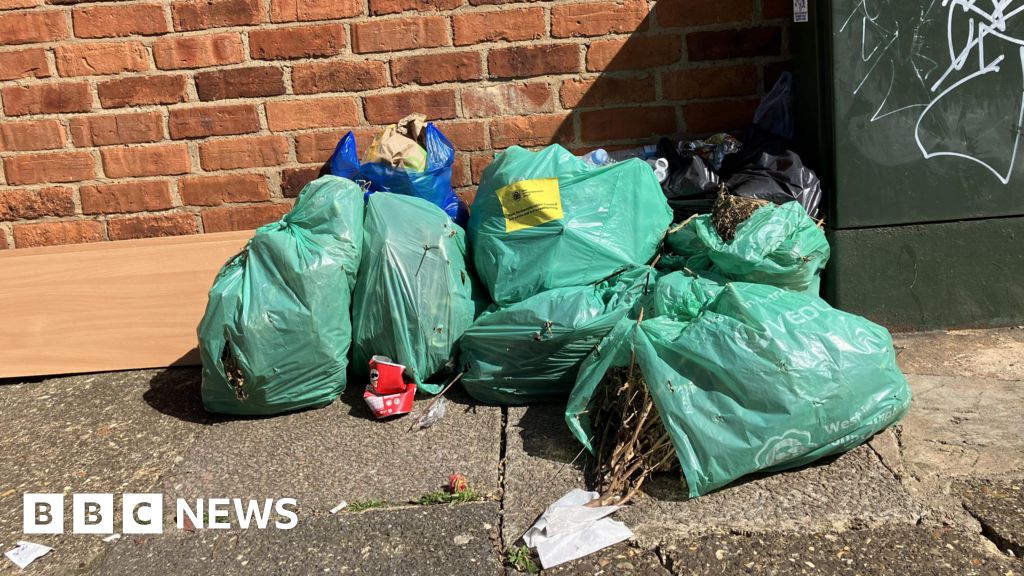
762;0;790;20
370;0;461;15
73;4;168;38
100;144;191;178
364;89;457;124
0;186;75;220
657;0;752;27
168;103;260;139
586;36;680;72
560;74;655;108
581;106;676;142
663;65;758;101
195;67;286;101
294;128;374;163
4;152;95;185
80;181;175;214
108;213;198;240
687;27;782;61
202;203;290;232
2;82;92;116
291;60;388;94
0;0;38;10
453;7;544;45
450;156;468;187
172;0;263;31
249;23;345;60
153;33;244;69
489;113;572;148
0;48;50;81
178;174;271;206
70;111;164;147
13;220;102;248
0;233;6;250
392;52;482;85
199;135;289;170
280;165;321;197
462;82;554;117
0;120;65;152
488;44;579;79
97;75;188;108
469;153;490;184
352;16;448;54
552;1;648;38
683;98;760;133
55;42;150;77
270;0;362;22
435;120;487;151
0;11;68;46
266;97;359;132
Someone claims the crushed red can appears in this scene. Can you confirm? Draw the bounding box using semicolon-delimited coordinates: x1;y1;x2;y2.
368;355;407;395
363;384;416;418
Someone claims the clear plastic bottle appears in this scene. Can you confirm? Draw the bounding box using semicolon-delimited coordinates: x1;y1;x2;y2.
581;148;610;166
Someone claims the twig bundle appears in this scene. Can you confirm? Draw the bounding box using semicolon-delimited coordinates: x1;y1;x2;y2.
711;186;768;242
588;361;679;506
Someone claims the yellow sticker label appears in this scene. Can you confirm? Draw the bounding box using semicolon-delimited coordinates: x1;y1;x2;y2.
495;178;563;232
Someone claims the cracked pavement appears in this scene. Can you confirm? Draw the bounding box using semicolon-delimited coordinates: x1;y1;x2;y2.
0;328;1022;575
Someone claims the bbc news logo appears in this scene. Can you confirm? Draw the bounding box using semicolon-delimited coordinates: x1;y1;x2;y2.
23;494;298;534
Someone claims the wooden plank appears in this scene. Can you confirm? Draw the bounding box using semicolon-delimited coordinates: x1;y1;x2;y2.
0;231;251;379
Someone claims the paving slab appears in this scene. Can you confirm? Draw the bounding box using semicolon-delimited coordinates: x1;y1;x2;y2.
538;543;670;575
655;526;1020;576
503;404;588;546
900;374;1024;481
91;502;503;576
0;369;208;576
894;328;1024;380
160;382;503;512
622;445;918;545
960;480;1024;558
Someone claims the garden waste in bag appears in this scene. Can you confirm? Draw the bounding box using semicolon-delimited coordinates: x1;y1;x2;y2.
460;266;656;405
198;175;364;416
566;272;912;497
663;201;829;294
352;193;476;395
328;116;464;223
468;145;672;307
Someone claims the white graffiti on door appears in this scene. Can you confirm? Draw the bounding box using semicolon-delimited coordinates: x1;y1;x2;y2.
839;0;1024;183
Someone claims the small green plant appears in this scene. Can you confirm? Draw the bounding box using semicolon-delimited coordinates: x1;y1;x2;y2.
506;545;540;574
346;499;390;512
415;488;480;506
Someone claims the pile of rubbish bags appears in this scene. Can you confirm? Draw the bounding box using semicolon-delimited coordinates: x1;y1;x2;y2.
197;85;911;500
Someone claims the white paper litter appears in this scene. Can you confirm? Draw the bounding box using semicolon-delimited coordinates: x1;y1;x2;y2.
5;541;53;569
102;534;121;543
330;501;348;514
522;489;633;569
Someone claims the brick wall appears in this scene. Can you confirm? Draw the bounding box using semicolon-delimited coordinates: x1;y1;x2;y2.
0;0;790;249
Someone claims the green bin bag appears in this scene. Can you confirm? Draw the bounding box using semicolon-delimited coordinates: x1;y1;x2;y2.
468;145;672;306
663;202;829;293
351;193;476;395
198;175;364;416
566;272;911;497
460;266;656;405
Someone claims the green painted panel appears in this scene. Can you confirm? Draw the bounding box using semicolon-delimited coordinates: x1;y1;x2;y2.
804;1;1024;228
825;217;1024;331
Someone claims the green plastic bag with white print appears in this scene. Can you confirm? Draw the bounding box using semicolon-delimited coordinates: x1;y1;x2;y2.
198;175;364;416
468;145;672;307
664;202;829;294
566;272;911;497
351;193;476;395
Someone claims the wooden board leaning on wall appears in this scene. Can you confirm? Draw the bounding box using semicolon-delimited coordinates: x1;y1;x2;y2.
0;231;251;379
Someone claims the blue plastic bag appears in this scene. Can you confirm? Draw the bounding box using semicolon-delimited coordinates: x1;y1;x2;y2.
328;124;466;224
